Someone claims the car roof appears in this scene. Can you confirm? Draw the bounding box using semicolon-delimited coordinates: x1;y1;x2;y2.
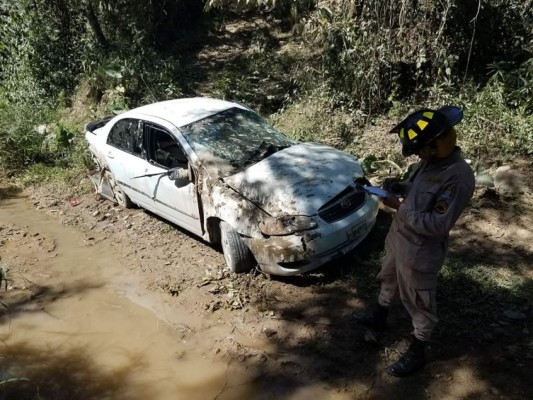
126;97;248;128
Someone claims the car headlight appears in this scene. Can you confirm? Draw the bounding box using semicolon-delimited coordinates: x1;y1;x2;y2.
259;215;318;236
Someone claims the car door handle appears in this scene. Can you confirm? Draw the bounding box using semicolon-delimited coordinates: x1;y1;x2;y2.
107;151;114;159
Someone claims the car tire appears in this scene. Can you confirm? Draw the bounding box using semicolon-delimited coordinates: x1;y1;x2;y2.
105;171;133;209
220;221;254;273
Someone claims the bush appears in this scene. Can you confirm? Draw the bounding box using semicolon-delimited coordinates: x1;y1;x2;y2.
0;104;51;176
458;84;533;161
0;102;90;179
296;0;531;116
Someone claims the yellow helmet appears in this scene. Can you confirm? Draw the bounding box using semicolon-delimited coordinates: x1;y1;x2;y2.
390;106;463;157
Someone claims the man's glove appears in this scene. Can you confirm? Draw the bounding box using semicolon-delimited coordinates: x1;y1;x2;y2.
382;178;404;195
354;176;371;187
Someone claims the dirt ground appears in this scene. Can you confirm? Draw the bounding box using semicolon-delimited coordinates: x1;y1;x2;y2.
0;158;531;399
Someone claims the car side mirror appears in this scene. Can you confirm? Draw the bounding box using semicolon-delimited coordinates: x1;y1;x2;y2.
168;167;190;188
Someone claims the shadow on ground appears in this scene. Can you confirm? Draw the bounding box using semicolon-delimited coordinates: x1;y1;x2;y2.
0;186;22;202
0;280;150;400
173;15;303;115
221;207;532;399
0;342;148;400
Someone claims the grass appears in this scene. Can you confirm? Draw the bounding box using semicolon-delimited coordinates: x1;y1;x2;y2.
16;163;88;188
436;253;532;341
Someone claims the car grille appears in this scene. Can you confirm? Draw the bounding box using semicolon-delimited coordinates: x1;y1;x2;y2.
318;188;367;223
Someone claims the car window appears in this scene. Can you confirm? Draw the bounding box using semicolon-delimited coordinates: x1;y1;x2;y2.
146;125;187;169
107;118;144;156
179;108;294;177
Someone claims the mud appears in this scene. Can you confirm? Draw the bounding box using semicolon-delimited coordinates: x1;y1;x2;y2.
0;193;258;400
1;177;532;399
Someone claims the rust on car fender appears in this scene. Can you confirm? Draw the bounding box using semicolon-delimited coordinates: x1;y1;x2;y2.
247;236;310;270
199;173;266;240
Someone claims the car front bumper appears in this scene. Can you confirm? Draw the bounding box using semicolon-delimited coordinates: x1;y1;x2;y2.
245;195;379;276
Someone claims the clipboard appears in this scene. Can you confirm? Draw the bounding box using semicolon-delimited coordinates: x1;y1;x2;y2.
361;185;390;198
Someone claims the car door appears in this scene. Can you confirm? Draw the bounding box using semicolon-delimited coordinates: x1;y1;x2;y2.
105;118;156;209
142;122;203;236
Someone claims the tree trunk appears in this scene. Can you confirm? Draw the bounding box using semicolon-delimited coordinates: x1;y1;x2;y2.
85;0;108;51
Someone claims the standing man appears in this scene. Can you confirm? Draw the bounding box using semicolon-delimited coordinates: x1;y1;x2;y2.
354;106;475;377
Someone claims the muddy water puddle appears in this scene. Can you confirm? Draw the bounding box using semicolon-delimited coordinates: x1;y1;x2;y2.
0;194;260;399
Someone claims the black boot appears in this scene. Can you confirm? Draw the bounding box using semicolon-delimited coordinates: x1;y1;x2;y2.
352;304;389;330
387;337;427;377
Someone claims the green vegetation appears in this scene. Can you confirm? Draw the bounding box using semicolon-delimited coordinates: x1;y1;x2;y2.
0;3;531;395
1;0;530;179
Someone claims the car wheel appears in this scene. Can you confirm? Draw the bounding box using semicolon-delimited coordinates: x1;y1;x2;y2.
220;221;254;273
105;171;133;208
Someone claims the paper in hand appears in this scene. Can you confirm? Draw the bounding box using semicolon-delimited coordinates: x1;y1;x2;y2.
362;185;390;198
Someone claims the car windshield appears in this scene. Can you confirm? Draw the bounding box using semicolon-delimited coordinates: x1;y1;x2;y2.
180;107;295;177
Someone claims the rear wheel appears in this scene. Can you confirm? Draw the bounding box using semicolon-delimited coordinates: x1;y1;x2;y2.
105;171;133;208
220;221;254;273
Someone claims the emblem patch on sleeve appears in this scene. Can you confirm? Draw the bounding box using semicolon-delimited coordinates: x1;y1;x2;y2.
434;200;449;214
434;185;455;214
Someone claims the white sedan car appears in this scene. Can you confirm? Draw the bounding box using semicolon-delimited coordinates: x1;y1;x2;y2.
85;98;379;276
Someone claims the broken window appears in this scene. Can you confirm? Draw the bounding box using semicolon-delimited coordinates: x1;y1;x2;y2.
146;124;187;169
180;108;294;177
107;118;143;156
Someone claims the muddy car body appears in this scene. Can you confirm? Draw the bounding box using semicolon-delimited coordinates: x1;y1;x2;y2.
85;98;379;276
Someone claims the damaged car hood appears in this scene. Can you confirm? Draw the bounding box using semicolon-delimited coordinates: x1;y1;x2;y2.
223;143;364;216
